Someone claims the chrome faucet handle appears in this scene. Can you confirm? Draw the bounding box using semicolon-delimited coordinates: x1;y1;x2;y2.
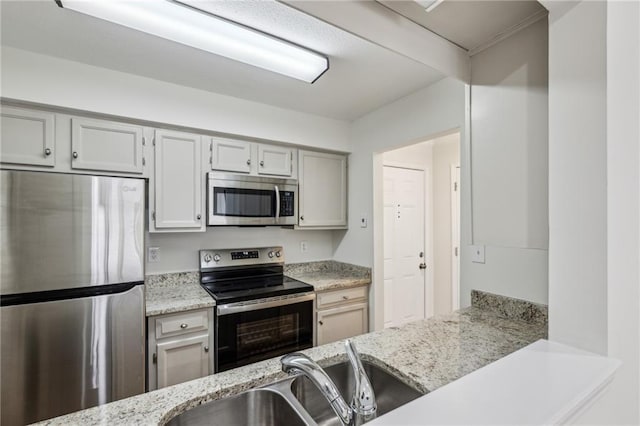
345;340;377;422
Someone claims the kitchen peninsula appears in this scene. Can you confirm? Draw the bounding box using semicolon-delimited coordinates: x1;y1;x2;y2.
37;290;547;425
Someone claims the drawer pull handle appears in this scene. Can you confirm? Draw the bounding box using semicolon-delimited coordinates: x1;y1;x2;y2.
180;323;188;329
319;321;324;326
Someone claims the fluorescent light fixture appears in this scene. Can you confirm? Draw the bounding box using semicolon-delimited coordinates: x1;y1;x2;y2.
414;0;445;12
55;0;329;83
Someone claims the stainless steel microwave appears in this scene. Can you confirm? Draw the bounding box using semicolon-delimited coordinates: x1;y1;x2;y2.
207;173;298;226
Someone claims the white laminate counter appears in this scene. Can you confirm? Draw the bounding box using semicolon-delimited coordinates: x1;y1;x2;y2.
370;339;620;425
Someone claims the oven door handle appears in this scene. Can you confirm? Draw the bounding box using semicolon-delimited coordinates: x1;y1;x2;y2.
274;185;280;220
217;292;315;316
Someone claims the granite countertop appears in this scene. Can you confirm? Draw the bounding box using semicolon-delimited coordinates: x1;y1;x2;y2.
38;296;547;426
285;260;371;292
145;272;215;317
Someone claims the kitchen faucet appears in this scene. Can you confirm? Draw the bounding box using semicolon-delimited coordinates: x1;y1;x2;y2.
281;339;377;426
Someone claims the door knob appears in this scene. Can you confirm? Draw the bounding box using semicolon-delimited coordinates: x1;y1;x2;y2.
419;263;427;270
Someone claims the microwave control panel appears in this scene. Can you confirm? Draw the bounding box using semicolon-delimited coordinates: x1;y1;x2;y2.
279;192;295;217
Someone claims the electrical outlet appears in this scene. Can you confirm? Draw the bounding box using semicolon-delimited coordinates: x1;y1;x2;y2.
470;245;485;263
300;241;308;253
148;247;160;263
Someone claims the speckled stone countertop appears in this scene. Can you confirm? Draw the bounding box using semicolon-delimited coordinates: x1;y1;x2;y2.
145;272;214;317
285;260;371;292
37;303;547;426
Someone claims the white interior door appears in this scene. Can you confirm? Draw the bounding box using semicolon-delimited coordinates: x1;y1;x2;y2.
451;165;461;310
383;166;426;328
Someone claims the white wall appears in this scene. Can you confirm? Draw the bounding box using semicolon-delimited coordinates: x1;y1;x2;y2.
463;17;549;306
0;47;350;152
545;0;640;424
146;228;334;274
546;0;608;356
333;77;468;330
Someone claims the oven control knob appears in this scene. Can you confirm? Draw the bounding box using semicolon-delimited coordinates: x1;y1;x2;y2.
213;254;221;262
204;254;212;263
275;251;281;258
268;251;274;258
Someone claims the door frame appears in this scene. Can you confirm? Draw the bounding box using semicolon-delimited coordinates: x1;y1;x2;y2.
450;164;461;310
381;161;434;322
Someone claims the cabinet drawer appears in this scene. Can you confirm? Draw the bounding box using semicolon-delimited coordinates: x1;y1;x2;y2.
317;286;367;309
155;309;209;339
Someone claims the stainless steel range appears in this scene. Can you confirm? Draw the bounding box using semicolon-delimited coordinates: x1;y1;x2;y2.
199;247;314;372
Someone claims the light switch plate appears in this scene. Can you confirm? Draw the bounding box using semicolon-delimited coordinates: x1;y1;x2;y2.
148;247;160;263
300;241;308;253
471;245;485;263
360;215;368;228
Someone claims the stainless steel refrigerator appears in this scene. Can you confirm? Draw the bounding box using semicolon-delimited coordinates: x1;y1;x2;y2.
0;170;146;425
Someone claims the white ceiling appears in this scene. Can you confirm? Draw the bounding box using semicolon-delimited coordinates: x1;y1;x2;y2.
377;0;546;52
0;0;445;121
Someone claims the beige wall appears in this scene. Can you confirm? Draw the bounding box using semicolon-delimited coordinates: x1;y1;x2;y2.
432;134;460;315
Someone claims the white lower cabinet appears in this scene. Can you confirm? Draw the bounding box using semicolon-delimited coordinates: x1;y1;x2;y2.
316;286;369;346
147;308;214;391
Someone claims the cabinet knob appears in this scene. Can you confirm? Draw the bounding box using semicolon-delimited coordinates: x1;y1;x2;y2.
197;214;201;220
260;160;264;167
180;323;188;329
300;216;304;221
204;346;209;353
44;148;52;156
319;321;324;326
246;159;251;166
72;151;78;159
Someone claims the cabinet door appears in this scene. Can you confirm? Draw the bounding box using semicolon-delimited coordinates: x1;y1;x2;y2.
156;333;210;389
317;302;368;346
153;130;203;230
257;144;293;176
71;117;144;174
1;106;55;167
299;150;348;228
211;137;252;173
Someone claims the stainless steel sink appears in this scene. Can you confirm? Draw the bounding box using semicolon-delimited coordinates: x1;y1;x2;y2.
166;388;308;426
165;360;424;426
291;360;424;426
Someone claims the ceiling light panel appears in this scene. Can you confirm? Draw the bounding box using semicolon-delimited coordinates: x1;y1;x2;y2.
57;0;329;83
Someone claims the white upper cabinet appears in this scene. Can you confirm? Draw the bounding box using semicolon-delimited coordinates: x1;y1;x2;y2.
298;150;348;229
152;129;204;231
210;137;252;174
257;144;293;177
71;117;144;174
1;106;55;167
210;137;295;177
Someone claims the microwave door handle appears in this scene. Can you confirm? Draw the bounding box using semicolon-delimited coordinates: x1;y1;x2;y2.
274;185;280;220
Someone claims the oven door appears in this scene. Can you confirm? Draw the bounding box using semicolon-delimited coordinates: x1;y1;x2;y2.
207;173;297;226
215;293;314;373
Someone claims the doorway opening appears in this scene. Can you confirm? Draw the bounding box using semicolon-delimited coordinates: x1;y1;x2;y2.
378;132;461;328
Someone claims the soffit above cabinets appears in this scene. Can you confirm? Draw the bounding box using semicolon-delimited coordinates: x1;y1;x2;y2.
377;0;547;53
0;0;444;121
